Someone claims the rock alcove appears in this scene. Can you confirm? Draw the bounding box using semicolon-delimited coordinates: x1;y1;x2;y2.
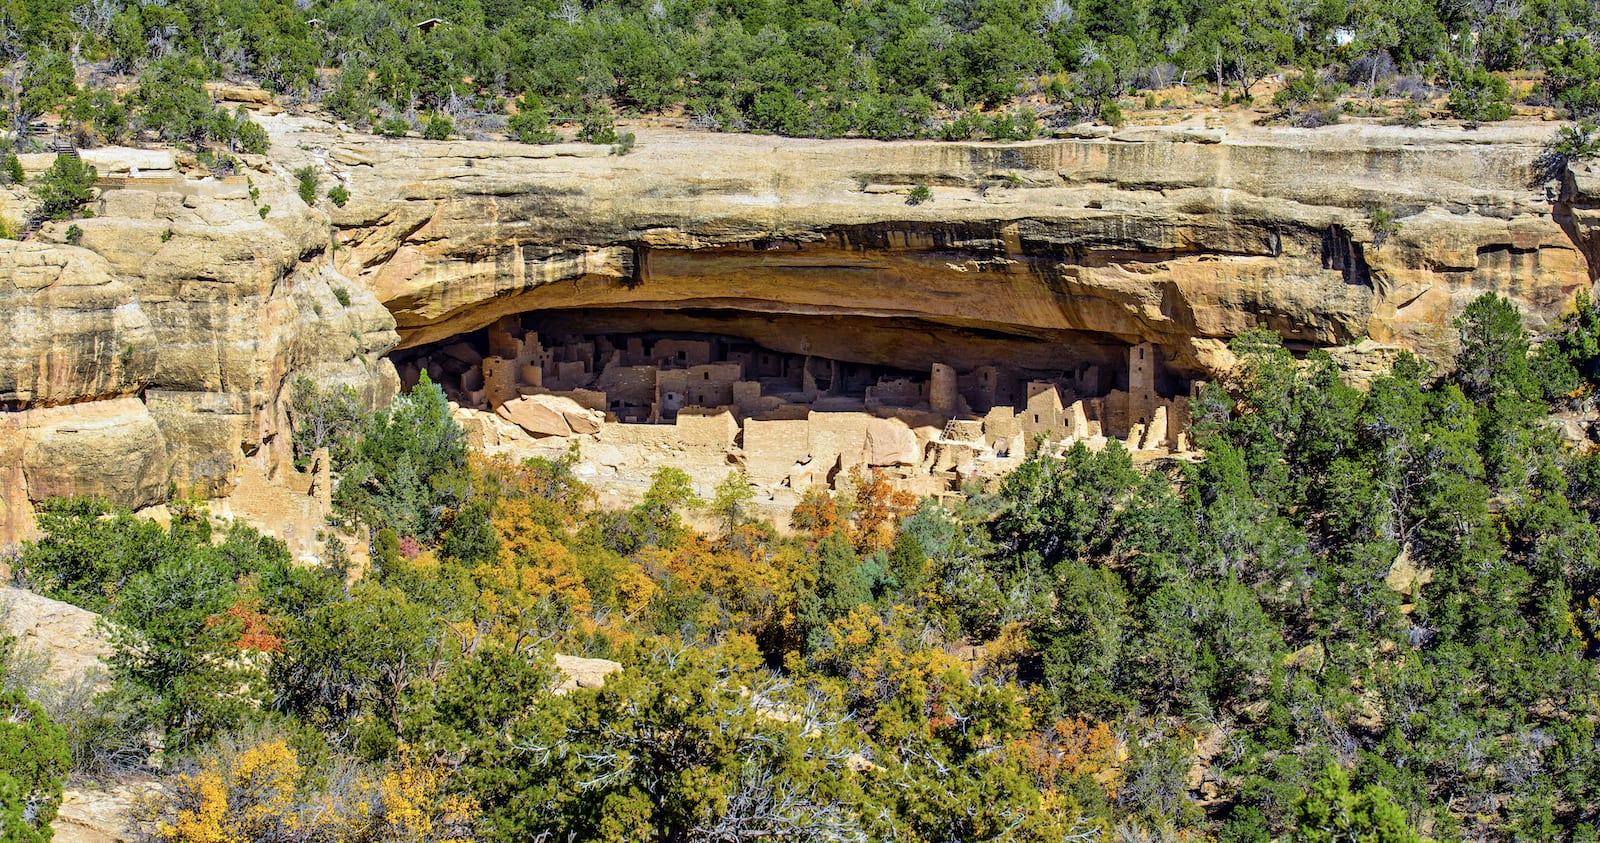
390;305;1202;498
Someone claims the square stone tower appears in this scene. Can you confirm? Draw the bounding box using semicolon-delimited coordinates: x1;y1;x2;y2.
1128;342;1157;428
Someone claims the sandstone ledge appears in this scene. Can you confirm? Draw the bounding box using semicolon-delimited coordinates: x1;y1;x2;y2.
2;117;1594;537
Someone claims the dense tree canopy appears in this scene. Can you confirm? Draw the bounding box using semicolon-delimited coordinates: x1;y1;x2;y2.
12;290;1600;841
1;0;1597;143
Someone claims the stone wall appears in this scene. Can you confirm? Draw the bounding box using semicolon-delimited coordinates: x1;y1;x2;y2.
677;408;740;449
744;418;812;486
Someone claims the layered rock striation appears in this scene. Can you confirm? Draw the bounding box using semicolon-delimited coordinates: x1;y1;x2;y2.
308;120;1594;378
1;147;397;543
2;118;1596;539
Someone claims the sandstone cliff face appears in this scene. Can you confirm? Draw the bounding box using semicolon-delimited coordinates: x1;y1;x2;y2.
2;119;1595;538
0;148;398;543
283;120;1595;378
1566;159;1600;280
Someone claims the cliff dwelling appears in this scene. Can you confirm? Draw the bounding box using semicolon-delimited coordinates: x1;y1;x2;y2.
390;307;1200;503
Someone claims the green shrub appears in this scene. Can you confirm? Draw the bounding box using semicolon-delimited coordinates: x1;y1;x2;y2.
984;110;1036;141
508;94;559;143
0;689;71;841
1445;60;1514;123
332;372;468;541
1551;121;1600;160
236;117;270;155
906;183;932;205
65;89;130;146
333;286;351;307
65;223;83;245
378;116;410;137
1369;207;1403;250
1100;99;1124;127
577;108;619;144
1;152;23;186
421;114;453;140
938;112;983;140
325;67;376;127
610;131;636;155
1397;101;1425;128
130;57;214;145
258;205;270;219
328;184;350;207
288;376;364;470
1536;121;1600;182
1272;70;1329;109
295;166;319;205
31;154;98;221
1540;39;1600;122
197;149;238;177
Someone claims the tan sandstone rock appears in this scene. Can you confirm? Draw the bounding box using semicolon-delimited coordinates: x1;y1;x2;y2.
496;394;604;438
0;586;111;681
863;417;921;466
553;653;623;692
0;157;398;542
279;120;1594;380
4;115;1597;536
19;398;171;510
497;395;572;436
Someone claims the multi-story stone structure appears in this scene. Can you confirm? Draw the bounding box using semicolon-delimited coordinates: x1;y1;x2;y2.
392;317;1196;498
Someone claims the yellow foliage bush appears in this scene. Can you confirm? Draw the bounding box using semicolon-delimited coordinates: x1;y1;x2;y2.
136;737;474;843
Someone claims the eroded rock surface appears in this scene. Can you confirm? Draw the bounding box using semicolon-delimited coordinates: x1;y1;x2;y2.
1;147;398;543
2;119;1596;534
293;120;1595;379
0;585;110;680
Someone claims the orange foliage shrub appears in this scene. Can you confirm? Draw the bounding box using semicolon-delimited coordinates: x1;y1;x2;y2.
846;468;917;555
790;487;841;539
222;599;283;653
469;497;594;643
1022;717;1124;797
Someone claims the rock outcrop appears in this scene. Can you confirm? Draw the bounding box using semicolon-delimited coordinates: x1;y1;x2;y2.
1;147;398;543
0;585;110;680
294;120;1595;380
2;117;1596;535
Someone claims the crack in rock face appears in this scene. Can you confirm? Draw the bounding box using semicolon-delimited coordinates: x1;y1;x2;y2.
2;121;1594;538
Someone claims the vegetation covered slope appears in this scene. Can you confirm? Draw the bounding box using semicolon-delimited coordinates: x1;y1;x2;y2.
1;0;1598;142
4;291;1600;841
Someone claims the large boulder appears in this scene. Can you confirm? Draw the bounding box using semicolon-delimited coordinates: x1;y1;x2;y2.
18;398;171;511
553;653;622;692
0;586;111;682
496;394;604;438
864;417;921;466
497;395;572;437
